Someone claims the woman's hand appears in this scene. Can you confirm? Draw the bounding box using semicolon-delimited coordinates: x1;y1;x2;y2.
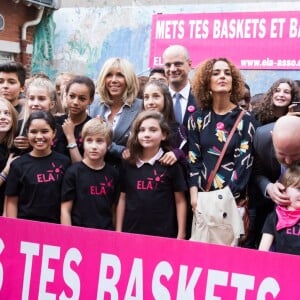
159;151;177;166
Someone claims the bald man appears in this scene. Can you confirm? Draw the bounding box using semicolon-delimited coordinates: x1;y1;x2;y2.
162;45;197;239
162;45;196;128
268;115;300;205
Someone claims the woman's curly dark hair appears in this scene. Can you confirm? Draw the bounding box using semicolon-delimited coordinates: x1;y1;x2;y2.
254;78;298;125
192;57;245;109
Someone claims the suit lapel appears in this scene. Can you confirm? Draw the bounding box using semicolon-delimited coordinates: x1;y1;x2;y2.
113;105;134;143
183;90;196;127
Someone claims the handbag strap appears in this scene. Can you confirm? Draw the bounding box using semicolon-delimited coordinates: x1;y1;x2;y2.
206;110;246;191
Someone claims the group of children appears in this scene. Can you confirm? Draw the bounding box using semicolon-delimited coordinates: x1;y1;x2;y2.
1;61;300;255
0;62;188;241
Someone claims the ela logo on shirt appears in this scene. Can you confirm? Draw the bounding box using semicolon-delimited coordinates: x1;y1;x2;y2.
136;169;165;191
36;163;64;183
90;176;114;196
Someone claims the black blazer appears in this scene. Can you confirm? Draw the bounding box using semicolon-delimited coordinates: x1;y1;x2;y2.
248;122;281;210
182;90;197;128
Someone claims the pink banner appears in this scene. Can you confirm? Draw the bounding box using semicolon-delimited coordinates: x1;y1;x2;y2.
0;217;299;299
149;11;300;70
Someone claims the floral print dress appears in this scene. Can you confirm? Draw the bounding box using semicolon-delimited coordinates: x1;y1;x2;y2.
188;106;257;199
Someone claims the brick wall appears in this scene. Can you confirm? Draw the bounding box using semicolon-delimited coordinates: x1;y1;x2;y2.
0;1;40;75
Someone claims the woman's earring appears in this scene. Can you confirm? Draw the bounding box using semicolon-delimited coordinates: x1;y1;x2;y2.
209;90;212;95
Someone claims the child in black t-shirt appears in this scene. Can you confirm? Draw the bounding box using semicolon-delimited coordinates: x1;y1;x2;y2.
116;110;187;239
5;111;70;223
59;75;95;163
259;165;300;255
13;77;66;154
61;118;119;230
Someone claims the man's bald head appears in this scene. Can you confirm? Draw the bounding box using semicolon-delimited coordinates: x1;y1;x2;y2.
162;44;192;91
272;115;300;166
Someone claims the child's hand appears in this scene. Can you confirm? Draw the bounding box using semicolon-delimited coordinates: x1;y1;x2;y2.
14;136;30;150
159;151;177;166
2;153;19;175
62;118;75;141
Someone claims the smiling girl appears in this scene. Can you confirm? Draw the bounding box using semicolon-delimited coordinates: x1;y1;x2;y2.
253;78;298;125
5;111;70;223
116;110;187;239
143;80;188;166
14;77;66;154
0;97;18;215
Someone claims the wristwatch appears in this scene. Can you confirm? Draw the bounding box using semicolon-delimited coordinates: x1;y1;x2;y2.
67;143;77;149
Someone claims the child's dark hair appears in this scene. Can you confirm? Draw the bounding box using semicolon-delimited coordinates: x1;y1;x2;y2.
0;62;26;87
142;80;176;124
25;111;56;133
149;67;166;77
127;110;170;165
65;75;95;102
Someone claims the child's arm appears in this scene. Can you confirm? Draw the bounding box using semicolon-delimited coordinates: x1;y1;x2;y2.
174;191;187;240
5;196;18;218
258;233;274;251
115;192;126;231
61;200;73;225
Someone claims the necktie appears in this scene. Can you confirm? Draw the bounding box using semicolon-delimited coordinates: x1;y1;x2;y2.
174;93;182;123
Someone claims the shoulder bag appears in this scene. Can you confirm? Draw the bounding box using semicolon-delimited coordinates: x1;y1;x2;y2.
190;110;246;246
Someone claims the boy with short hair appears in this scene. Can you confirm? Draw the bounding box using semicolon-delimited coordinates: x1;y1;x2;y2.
0;62;26;114
61;118;119;230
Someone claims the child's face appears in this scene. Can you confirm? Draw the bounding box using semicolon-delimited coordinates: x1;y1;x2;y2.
27;86;54;112
143;84;165;113
0;72;23;104
84;134;109;162
286;187;300;210
0;101;13;133
138;118;166;151
27;119;56;156
66;83;92;117
272;82;292;108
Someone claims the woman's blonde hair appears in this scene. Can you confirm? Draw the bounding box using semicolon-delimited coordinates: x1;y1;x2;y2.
0;97;18;148
96;57;139;106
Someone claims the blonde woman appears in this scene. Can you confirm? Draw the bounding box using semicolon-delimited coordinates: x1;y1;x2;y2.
89;57;142;168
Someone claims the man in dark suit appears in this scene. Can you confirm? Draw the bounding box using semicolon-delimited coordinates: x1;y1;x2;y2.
162;45;197;128
162;45;196;239
246;122;280;248
271;115;300;203
247;115;300;248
